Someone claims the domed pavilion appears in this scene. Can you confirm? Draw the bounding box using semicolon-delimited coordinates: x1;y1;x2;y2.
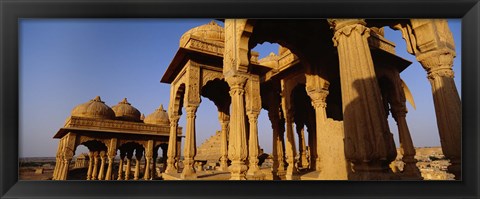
52;96;182;180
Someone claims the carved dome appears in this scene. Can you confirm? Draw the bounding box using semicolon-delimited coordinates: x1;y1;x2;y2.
71;96;115;119
179;20;224;47
144;104;170;125
111;98;142;122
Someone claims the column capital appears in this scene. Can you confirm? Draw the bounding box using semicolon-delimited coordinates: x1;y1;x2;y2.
169;115;181;124
185;105;198;118
307;89;329;109
329;19;370;47
226;75;248;91
416;49;455;81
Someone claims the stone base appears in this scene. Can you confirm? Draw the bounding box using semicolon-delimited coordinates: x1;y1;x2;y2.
161;172;182;180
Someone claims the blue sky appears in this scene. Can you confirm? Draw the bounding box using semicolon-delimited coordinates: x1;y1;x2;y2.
19;19;461;157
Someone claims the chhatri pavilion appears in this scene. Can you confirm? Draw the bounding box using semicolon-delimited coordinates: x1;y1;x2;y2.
53;19;460;181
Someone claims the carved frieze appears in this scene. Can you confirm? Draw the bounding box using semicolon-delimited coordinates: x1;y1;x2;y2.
66;116;170;135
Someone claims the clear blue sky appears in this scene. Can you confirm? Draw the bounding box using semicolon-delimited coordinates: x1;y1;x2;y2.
19;19;461;157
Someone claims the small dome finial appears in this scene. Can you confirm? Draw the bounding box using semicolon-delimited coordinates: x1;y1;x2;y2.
141;113;145;120
159;104;164;111
93;96;102;102
119;98;131;105
269;52;276;56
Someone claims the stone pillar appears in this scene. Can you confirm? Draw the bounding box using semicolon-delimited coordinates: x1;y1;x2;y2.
268;92;286;178
91;151;99;180
226;75;248;180
283;110;297;180
181;105;199;179
385;72;422;179
125;150;133;180
153;150;159;178
105;155;115;180
297;126;309;169
134;148;143;180
329;19;397;180
117;151;126;180
165;115;180;174
218;112;230;171
86;151;94;180
307;89;329;172
98;151;106;180
417;50;461;179
143;140;153;180
52;139;63;180
246;111;261;177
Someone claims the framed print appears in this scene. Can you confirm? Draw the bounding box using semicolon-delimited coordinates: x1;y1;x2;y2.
1;0;479;198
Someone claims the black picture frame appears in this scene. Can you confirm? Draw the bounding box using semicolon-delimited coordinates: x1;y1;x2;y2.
1;0;478;198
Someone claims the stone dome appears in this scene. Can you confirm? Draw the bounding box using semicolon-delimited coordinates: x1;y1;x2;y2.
144;104;170;125
71;96;115;119
111;98;142;122
179;20;224;47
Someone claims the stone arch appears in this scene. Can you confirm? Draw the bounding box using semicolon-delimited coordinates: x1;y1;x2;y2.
170;83;186;116
200;78;231;114
79;140;108;152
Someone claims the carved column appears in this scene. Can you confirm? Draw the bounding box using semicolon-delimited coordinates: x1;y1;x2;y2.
267;87;286;178
105;139;117;180
165;115;180;174
98;151;106;180
143;140;153;180
246;111;261;177
125;149;133;180
218;112;230;171
395;19;460;179
58;133;76;180
181;105;199;179
86;151;94;180
134;148;143;180
418;51;461;179
385;71;422;179
153;149;159;178
281;80;298;180
329;19;397;180
117;151;125;180
52;139;63;180
297;126;309;169
226;75;248;180
91;151;99;180
284;110;297;180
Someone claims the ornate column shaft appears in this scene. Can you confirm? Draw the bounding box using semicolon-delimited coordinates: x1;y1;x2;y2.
226;75;248;180
307;89;329;172
181;105;199;179
218;112;230;171
329;19;397;180
125;150;133;180
134;149;143;180
86;151;94;180
165;115;180;174
143;140;153;180
297;126;309;169
284;111;297;180
268;93;286;178
117;152;125;180
246;111;261;177
52;139;63;180
417;50;461;179
98;151;106;180
105;138;117;180
91;151;99;180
